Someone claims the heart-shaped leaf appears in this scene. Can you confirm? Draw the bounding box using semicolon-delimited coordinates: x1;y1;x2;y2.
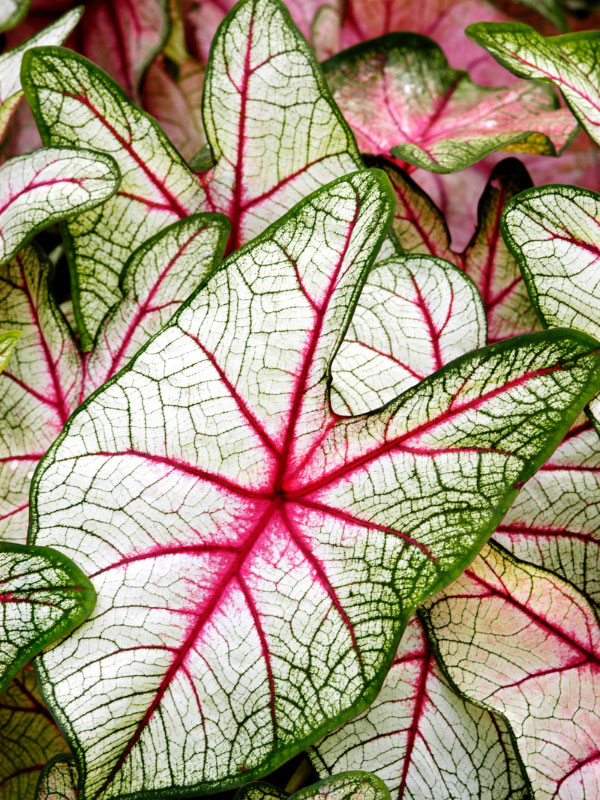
36;755;78;800
309;616;530;800
236;773;390;800
496;413;600;605
74;0;169;101
323;34;577;173
202;0;361;252
0;214;228;543
21;45;208;350
421;542;600;800
466;24;600;147
0;332;19;373
0;7;82;142
501;183;600;426
30;170;600;799
330;254;486;415
381;157;542;342
0;668;69;800
0;148;120;266
0;542;95;696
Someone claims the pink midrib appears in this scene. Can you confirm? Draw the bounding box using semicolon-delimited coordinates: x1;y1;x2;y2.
397;639;432;800
0;175;85;218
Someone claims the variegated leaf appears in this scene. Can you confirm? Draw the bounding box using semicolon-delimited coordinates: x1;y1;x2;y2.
36;755;78;800
323;34;577;173
501;183;600;427
30;171;600;799
466;23;600;147
330;255;486;415
0;0;30;33
0;331;19;373
0;148;120;265
0;216;229;544
0;667;69;800
310;616;530;800
0;542;95;696
421;542;600;800
236;773;390;800
202;0;361;252
22;46;207;349
0;7;82;142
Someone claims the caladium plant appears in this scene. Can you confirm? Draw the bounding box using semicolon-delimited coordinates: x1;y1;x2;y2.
236;772;390;800
28;167;600;799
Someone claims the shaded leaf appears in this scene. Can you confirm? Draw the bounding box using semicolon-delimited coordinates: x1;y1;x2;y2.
0;667;69;800
236;773;390;800
0;148;120;265
467;23;600;146
323;34;577;173
310;616;530;800
22;45;207;349
30;171;600;798
36;755;78;800
0;542;95;696
421;542;600;800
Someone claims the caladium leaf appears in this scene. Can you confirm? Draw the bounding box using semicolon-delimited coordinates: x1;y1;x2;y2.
0;667;69;800
330;255;486;415
30;170;600;799
501;183;600;426
36;755;78;800
421;542;600;800
74;0;169;101
0;332;19;373
0;542;95;696
380;158;541;342
323;34;577;173
0;7;82;142
495;413;600;605
202;0;361;252
466;23;600;147
0;148;120;266
0;214;229;544
236;773;390;800
0;0;30;33
309;616;530;800
22;46;207;350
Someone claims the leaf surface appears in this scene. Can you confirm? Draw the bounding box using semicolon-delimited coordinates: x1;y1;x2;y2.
0;668;69;800
0;217;228;544
237;773;390;800
0;8;82;142
0;542;95;696
0;0;30;33
36;755;78;800
22;45;207;349
467;23;600;146
421;542;600;800
323;34;577;173
309;616;530;800
0;331;19;373
0;148;120;266
30;171;600;799
501;183;600;426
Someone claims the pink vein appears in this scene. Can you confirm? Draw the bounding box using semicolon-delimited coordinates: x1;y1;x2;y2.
397;644;432;800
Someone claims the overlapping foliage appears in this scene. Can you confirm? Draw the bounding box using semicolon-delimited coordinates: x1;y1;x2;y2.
2;0;600;798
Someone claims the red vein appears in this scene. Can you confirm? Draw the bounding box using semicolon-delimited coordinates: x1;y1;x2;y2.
397;644;432;800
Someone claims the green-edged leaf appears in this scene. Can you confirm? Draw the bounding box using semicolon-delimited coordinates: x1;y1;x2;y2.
0;216;229;544
309;616;530;800
202;0;361;252
29;171;600;799
0;148;120;266
0;0;30;33
330;255;486;415
0;542;95;696
322;34;577;173
0;331;19;373
36;755;78;800
466;23;600;147
0;8;83;141
421;542;600;800
501;183;600;426
21;46;207;350
0;667;69;800
237;773;390;800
